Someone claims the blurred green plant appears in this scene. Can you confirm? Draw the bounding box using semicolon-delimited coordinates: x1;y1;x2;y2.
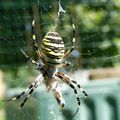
0;101;4;108
0;0;120;77
4;66;29;87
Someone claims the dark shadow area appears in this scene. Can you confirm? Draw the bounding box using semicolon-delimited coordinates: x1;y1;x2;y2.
84;98;96;120
106;96;118;120
61;108;74;120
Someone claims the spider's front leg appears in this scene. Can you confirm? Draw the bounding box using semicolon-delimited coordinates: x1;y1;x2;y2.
32;20;42;58
63;21;76;59
21;49;44;71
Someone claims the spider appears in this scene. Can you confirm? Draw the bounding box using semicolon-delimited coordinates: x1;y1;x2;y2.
4;13;88;117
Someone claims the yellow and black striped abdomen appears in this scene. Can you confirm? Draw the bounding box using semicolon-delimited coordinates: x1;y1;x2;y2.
41;31;65;65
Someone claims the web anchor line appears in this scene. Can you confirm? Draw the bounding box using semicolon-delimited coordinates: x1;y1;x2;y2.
55;0;66;30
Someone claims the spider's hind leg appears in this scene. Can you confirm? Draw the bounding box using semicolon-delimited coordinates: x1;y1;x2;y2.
3;74;43;109
71;80;88;98
3;82;35;102
18;74;43;109
55;72;81;117
51;81;65;108
54;85;65;108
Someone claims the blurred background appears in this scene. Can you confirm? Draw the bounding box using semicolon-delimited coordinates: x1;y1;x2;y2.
0;0;120;120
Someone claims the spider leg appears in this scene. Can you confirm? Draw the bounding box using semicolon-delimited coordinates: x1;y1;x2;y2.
71;80;88;98
55;72;81;117
19;88;33;109
3;82;35;102
21;49;44;71
18;74;43;109
19;84;38;109
56;61;71;68
54;83;65;108
32;20;42;58
3;74;43;109
63;16;75;59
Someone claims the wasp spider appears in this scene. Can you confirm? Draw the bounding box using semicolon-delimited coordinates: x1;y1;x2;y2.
5;16;88;117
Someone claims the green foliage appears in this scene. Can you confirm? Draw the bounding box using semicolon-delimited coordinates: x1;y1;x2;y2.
4;67;29;87
72;1;120;68
0;0;120;70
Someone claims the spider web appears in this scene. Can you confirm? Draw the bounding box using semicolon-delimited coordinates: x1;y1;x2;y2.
0;0;120;70
0;0;120;120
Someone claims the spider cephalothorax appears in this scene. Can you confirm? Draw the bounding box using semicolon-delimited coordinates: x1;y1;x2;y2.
4;14;88;117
